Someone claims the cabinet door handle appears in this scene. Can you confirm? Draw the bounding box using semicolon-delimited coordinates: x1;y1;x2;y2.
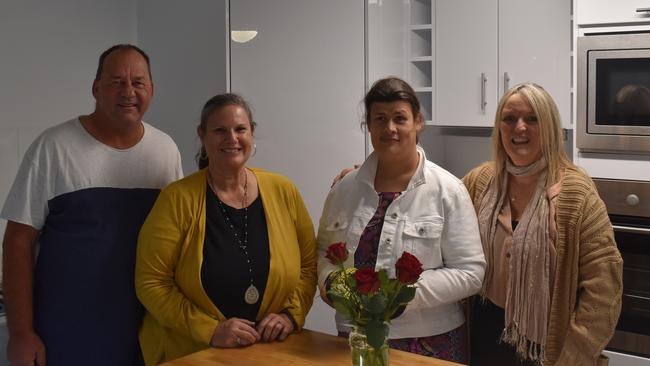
636;7;650;12
481;73;487;112
503;72;510;94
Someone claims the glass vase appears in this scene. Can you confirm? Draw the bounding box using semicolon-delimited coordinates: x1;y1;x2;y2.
348;326;389;366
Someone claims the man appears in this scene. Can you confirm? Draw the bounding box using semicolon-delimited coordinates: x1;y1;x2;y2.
1;44;183;366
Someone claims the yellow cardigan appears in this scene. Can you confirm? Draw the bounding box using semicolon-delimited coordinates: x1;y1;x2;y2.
135;168;317;365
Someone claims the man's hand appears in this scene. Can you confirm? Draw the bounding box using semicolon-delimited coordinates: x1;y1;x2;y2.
331;165;360;188
3;221;42;365
7;331;46;366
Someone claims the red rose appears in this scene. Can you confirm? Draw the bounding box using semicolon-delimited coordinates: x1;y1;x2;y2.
325;242;349;265
395;252;423;285
354;268;380;295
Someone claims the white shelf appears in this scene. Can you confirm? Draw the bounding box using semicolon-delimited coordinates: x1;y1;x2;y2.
410;24;433;31
410;56;433;62
408;0;433;125
415;90;433;122
410;28;432;57
411;0;432;25
410;62;432;88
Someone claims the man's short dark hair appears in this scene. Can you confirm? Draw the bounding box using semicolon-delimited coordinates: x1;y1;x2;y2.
95;44;152;81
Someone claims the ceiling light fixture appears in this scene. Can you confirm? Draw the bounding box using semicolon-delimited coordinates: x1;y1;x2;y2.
231;31;258;43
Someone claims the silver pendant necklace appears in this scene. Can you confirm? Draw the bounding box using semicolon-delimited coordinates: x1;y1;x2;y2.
209;170;260;305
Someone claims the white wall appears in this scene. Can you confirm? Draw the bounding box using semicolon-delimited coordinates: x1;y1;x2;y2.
137;0;228;175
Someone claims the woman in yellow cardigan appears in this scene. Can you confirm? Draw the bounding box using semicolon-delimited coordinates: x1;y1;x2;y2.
135;93;317;365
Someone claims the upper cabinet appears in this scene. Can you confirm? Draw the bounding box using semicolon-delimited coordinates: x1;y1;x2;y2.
577;0;650;26
498;0;571;129
367;0;572;128
435;0;572;127
435;0;498;127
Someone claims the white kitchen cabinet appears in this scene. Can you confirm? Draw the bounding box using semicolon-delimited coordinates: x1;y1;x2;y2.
435;0;498;126
367;0;434;123
229;0;365;219
577;0;650;26
230;0;365;335
435;0;571;128
138;0;228;174
366;0;409;84
499;0;572;128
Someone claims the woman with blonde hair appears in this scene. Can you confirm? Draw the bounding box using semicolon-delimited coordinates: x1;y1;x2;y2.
463;83;622;365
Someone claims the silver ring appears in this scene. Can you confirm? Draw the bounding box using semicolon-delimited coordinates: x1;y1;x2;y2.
236;336;241;345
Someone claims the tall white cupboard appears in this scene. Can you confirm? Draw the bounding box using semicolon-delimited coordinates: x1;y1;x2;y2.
229;0;366;335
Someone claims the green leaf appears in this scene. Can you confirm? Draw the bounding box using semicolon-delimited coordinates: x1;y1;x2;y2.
328;292;354;321
364;292;388;315
393;286;416;304
365;320;388;350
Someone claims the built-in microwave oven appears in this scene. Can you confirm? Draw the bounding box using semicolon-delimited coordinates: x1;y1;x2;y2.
577;32;650;154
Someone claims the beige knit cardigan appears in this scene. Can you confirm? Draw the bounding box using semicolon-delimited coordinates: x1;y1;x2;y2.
463;162;623;366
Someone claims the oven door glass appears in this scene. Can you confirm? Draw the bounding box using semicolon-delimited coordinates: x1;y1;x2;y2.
596;58;650;127
588;49;650;135
607;215;650;358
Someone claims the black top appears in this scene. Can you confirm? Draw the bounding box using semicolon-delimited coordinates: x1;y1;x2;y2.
201;183;270;321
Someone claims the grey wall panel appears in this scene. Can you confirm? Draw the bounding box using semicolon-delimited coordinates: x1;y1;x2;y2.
230;0;366;335
137;0;229;174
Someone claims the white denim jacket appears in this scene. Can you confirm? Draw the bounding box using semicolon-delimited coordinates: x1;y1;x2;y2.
317;146;485;339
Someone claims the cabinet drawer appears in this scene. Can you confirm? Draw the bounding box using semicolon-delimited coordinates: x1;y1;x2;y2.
577;0;650;26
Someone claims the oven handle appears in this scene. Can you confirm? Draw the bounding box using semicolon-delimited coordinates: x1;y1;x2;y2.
612;224;650;235
623;293;650;301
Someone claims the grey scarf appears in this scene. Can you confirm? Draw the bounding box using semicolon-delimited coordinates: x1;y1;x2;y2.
477;158;551;363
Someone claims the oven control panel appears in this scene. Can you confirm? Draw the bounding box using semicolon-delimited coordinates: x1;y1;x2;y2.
594;178;650;218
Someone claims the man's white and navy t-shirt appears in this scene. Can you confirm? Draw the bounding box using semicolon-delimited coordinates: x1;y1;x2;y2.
1;118;183;366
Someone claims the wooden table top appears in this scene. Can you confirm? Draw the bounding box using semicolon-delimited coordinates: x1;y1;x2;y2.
161;329;465;366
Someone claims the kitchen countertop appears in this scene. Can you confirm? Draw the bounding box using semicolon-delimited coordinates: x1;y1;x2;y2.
160;329;465;366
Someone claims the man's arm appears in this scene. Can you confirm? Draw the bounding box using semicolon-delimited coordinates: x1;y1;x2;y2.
3;221;46;366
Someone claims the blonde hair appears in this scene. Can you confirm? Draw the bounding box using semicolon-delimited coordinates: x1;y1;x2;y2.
491;83;571;188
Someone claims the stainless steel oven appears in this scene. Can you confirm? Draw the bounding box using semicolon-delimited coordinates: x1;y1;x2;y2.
594;178;650;359
577;32;650;154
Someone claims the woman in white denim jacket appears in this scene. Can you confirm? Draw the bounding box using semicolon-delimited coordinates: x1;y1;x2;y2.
317;77;486;363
